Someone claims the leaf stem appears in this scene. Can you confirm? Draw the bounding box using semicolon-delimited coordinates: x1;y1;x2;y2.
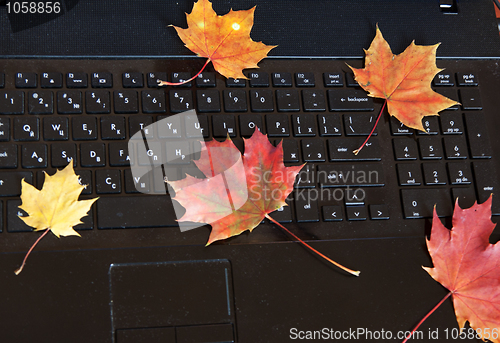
353;99;387;155
265;214;360;276
15;228;51;275
157;59;211;86
401;291;452;343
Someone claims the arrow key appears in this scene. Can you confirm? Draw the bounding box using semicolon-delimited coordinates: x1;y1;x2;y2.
369;204;389;220
346;206;367;221
322;205;343;221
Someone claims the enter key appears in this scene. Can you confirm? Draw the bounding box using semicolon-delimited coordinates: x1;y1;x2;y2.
472;161;500;215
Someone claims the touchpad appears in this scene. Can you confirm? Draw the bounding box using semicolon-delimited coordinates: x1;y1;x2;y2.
109;259;235;342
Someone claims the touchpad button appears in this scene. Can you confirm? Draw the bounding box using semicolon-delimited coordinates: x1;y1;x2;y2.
109;259;235;331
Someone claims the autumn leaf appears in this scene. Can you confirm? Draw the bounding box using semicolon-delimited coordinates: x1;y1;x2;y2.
168;0;276;81
15;162;97;274
350;26;458;133
403;195;500;342
168;129;360;276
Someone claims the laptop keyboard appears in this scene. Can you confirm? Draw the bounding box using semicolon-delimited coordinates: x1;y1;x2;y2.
0;58;498;251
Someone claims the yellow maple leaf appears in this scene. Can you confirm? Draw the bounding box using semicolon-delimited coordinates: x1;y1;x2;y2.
15;162;97;274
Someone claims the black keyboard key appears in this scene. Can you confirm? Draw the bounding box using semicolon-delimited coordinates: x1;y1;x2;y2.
276;89;300;111
91;72;113;88
344;113;378;136
318;164;384;187
129;115;153;138
248;71;269;87
72;116;97;140
226;78;246;87
0;144;18;168
124;169;149;194
250;89;274;112
301;139;325;162
97;196;177;228
76;170;93;195
101;116;126;140
22;144;47;168
472;161;500;214
433;71;454;86
456;72;478;86
165;141;191;165
51;143;76;167
295;72;315;87
464;112;492;158
109;142;131;166
212;115;236;138
328;137;381;161
443;136;467;159
0;172;32;196
7;200;32;232
196;72;216;87
156;115;182;138
171;72;192;87
197;89;221;112
269;202;293;223
147;72;167;87
223;89;247;112
447;162;472;185
114;90;139;113
294;191;319;222
292;114;316;136
15;72;37;88
302;90;326;112
393;138;418;160
57;90;83;114
422;162;447;185
239;114;263;137
185;114;209;138
369;205;389;220
435;88;460;110
280;139;299;163
123;72;143;88
266;114;289;137
0;91;24;114
28;91;53;114
418;136;443;159
459;88;482;110
141;90;166;113
80;142;106;167
345;73;359;86
272;72;292;87
86;90;111;114
44;117;68;140
14;117;39;141
295;164;315;188
322;205;343;221
169;90;193;112
96;170;121;194
328;89;373;111
323;73;343;87
417;116;440;135
41;72;63;88
0;117;10;141
440;112;463;134
66;73;88;88
390;117;412;135
346;206;367;221
452;187;477;210
397;163;422;186
401;188;453;218
318;114;341;136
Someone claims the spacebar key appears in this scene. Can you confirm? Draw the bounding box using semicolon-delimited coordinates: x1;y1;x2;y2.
97;196;178;229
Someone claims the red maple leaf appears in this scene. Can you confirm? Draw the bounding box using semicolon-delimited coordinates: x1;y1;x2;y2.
168;130;360;276
403;195;500;342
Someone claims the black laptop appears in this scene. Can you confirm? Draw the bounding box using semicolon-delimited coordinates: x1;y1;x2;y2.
1;1;500;342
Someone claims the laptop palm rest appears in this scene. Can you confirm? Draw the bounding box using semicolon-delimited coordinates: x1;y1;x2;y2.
109;259;235;343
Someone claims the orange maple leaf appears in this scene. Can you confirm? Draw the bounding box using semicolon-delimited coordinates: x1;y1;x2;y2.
403;196;500;342
172;0;276;80
350;26;458;132
168;130;360;276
